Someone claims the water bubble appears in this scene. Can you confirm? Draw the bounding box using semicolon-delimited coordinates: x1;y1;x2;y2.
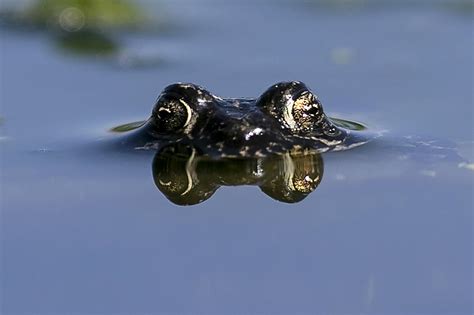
59;7;85;32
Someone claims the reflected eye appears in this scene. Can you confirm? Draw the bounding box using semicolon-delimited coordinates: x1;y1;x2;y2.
290;91;323;131
152;96;193;133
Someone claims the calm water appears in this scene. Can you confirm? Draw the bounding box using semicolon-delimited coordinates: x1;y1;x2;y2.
1;0;473;314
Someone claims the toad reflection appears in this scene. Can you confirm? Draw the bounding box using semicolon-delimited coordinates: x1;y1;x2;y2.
152;144;324;206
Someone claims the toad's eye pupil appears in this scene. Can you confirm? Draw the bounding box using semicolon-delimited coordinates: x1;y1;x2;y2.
158;109;172;120
306;105;319;116
288;92;326;132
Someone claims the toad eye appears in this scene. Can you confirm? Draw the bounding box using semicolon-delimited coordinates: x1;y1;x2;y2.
151;96;193;133
290;91;323;131
256;81;328;134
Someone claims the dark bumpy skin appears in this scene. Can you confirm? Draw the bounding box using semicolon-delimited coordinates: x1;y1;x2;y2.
120;81;364;157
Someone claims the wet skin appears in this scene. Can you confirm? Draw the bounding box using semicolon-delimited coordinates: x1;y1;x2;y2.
116;81;367;157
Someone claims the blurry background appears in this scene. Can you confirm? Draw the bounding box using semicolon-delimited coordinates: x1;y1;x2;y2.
1;0;473;314
1;0;472;144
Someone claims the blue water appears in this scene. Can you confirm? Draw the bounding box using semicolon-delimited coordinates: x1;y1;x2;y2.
1;0;472;314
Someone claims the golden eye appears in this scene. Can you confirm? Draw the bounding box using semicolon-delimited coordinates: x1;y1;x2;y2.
291;92;322;131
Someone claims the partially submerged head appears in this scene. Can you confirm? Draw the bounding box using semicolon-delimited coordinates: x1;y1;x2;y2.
147;81;349;157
